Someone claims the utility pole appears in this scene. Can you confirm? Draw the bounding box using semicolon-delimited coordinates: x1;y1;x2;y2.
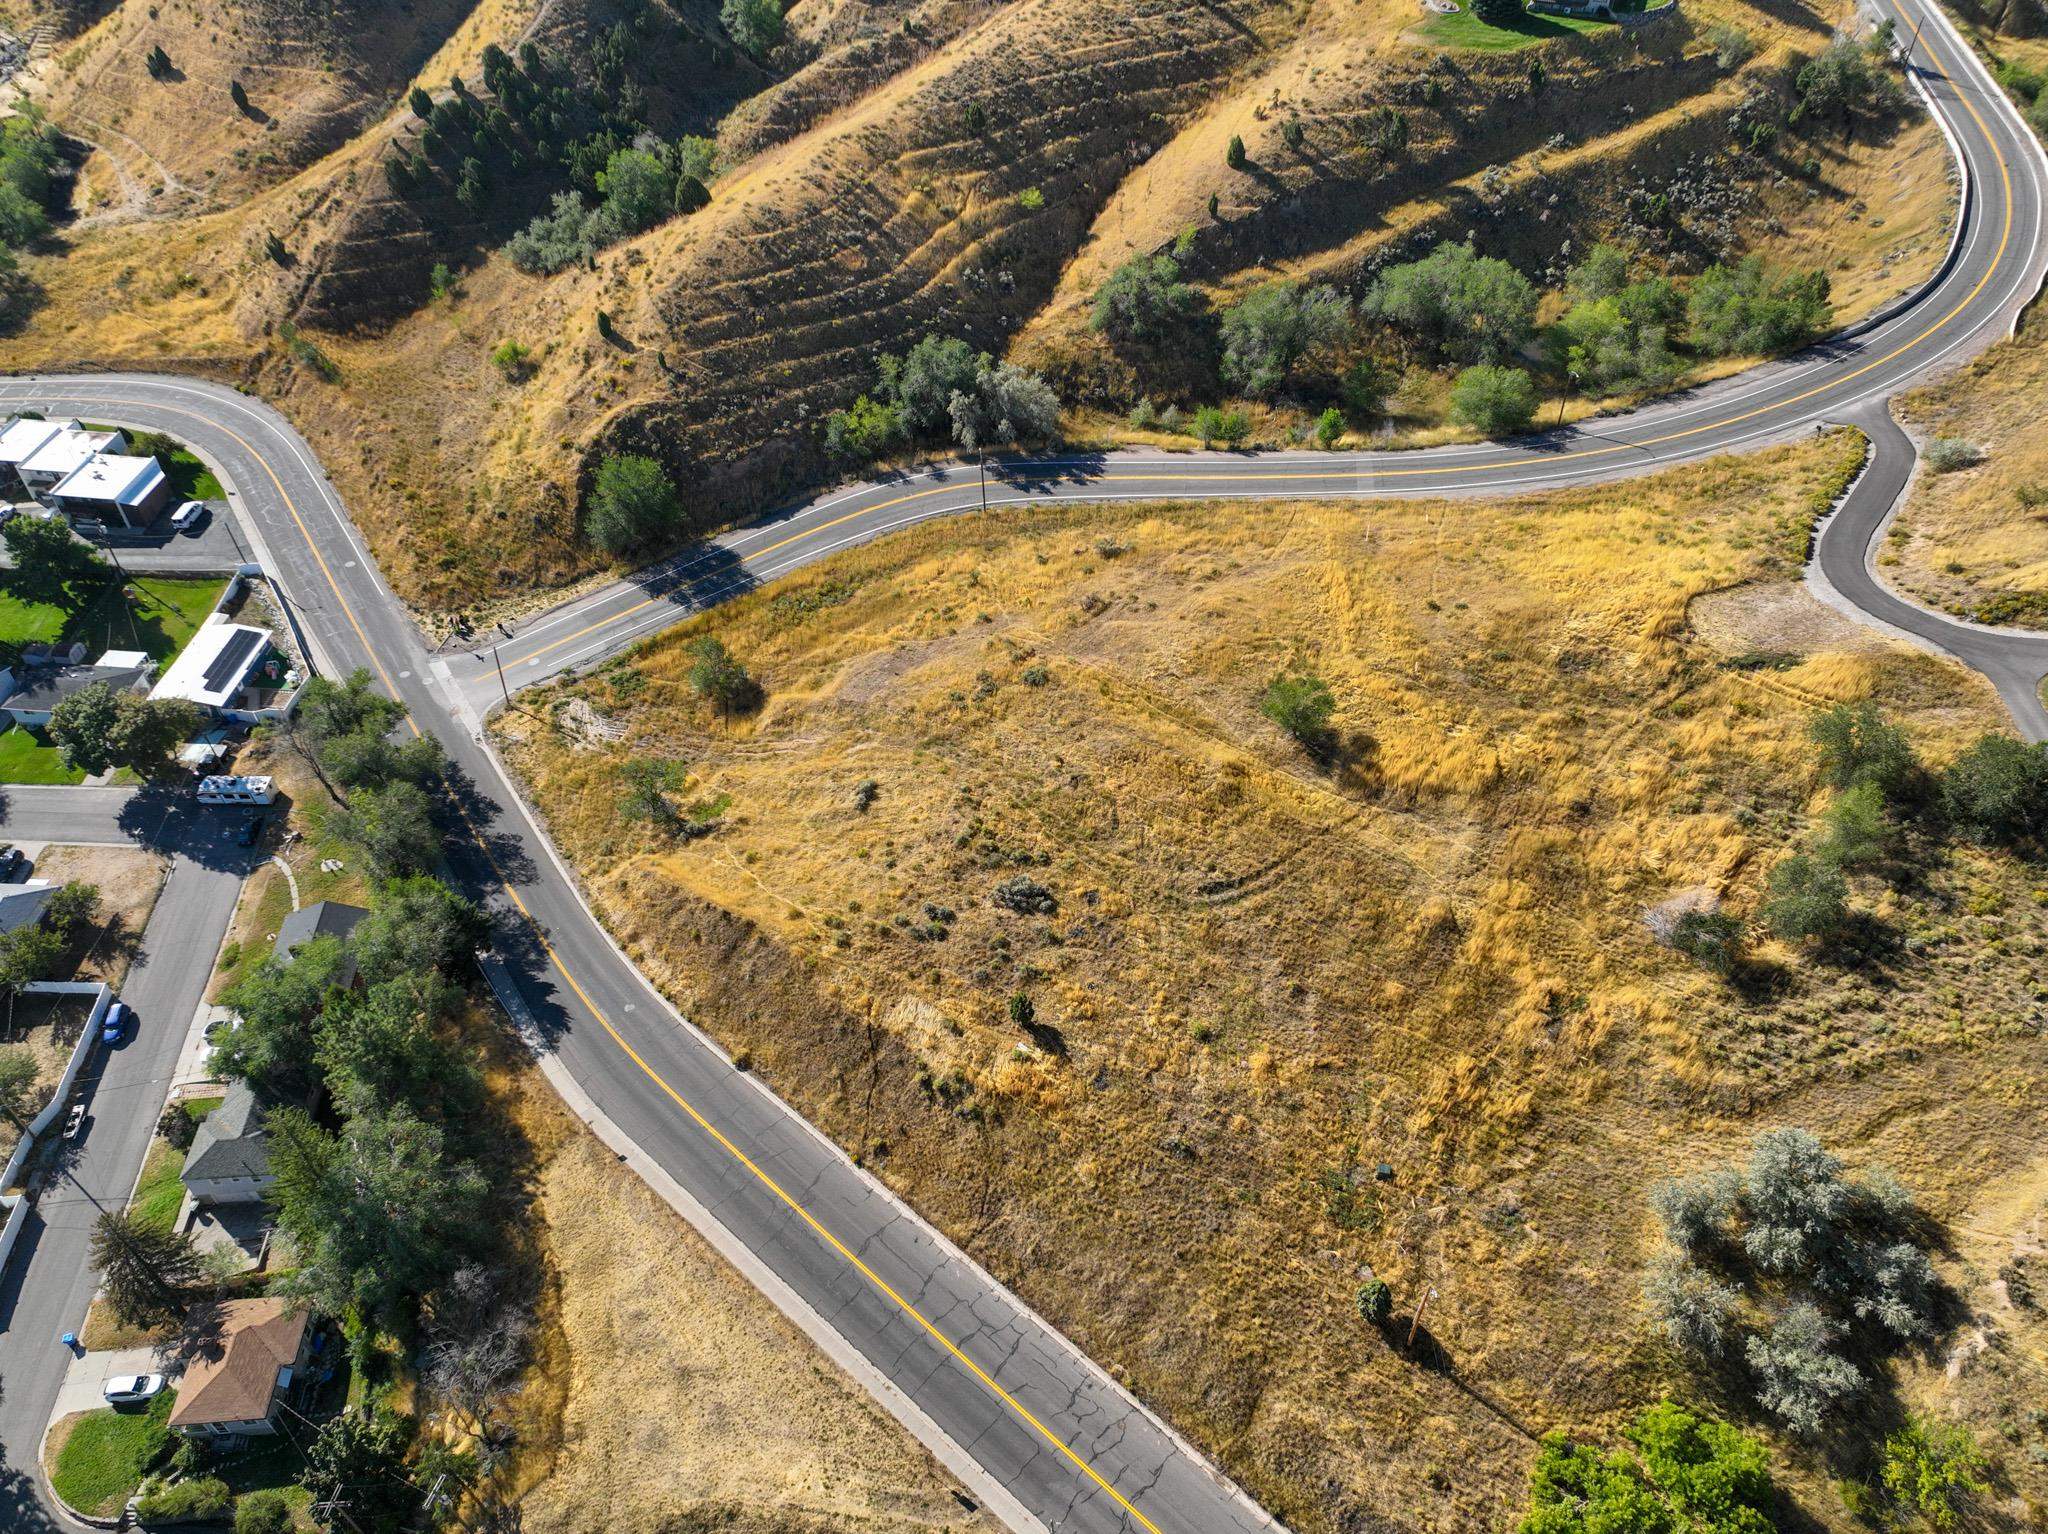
1408;1285;1438;1349
979;454;988;514
489;644;512;711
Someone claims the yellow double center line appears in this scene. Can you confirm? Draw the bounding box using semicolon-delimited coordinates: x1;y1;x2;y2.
36;26;2028;1530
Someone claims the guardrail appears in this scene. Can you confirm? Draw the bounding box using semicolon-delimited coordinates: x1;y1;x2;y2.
0;981;113;1194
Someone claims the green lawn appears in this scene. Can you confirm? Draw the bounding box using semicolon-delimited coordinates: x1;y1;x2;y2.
0;724;85;783
0;572;220;665
1414;5;1613;48
48;1390;175;1517
163;448;224;503
131;1139;187;1232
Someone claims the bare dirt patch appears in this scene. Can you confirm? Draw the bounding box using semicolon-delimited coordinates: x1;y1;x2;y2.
36;842;169;988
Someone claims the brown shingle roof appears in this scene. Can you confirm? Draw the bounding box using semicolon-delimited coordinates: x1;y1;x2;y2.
166;1297;309;1430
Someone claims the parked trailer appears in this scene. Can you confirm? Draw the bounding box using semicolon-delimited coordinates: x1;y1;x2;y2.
196;774;276;807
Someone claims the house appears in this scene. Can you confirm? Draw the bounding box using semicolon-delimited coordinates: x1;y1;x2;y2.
16;423;124;497
48;451;170;528
148;616;279;717
165;1297;312;1439
0;879;53;936
1;658;154;729
0;417;66;496
273;899;368;990
180;1080;275;1207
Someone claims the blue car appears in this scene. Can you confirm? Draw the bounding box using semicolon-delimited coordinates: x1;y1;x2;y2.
101;1001;129;1044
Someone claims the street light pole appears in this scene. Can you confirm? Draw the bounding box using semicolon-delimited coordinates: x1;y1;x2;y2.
979;455;988;514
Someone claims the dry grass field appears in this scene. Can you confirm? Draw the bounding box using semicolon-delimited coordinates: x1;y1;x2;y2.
0;0;1953;615
491;436;2048;1532
494;1058;994;1534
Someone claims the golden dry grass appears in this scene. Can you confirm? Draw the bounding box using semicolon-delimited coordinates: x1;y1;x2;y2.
34;842;166;988
493;436;2048;1532
493;1060;995;1534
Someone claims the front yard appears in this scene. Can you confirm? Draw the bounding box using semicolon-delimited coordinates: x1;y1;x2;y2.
46;1389;175;1519
0;723;82;783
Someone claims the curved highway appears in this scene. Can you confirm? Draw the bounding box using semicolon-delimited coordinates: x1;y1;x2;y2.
1;2;2045;1531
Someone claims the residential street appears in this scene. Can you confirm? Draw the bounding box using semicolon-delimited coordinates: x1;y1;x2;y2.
0;792;253;1532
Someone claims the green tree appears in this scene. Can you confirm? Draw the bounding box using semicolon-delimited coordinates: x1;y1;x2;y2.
299;667;405;745
947;356;1060;450
1448;364;1538;434
593;147;671;238
1365;241;1536;364
1808;701;1916;799
1760;852;1850;942
48;686;199;780
1341;356;1393;418
0;183;48;248
824;395;904;460
1226;133;1247;169
618;757;686;832
1218;281;1351;395
1191;405;1249;447
234;1489;294;1534
90;1209;202;1327
878;334;979;438
1089;254;1198;346
1314;407;1345;448
722;0;784;56
1793;36;1902;134
44;880;101;938
2;514;104;599
409;86;434;120
490;338;534;382
1670;909;1743;977
350;876;485;985
317;974;474;1119
1816;780;1888;868
300;1409;420;1533
1940;732;2048;844
331;781;440;876
0;925;63;998
270;1104;489;1324
673;135;718;184
1472;0;1525;24
0;1047;39;1127
1687;257;1833;357
1260;672;1336;747
215;935;351;1094
586;453;682;556
318;727;445;795
1880;1417;1987;1532
688;636;762;718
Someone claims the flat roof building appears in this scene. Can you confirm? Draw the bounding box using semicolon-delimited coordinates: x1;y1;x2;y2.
0;417;67;493
48;452;169;528
148;615;274;713
18;424;124;493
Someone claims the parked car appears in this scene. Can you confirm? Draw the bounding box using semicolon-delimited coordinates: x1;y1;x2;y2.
237;817;264;847
0;846;23;881
63;1103;85;1139
100;1001;129;1044
101;1374;165;1406
169;500;209;535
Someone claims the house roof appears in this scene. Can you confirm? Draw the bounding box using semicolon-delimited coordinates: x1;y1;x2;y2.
182;1079;272;1184
20;427;115;481
0;880;53;936
51;452;165;508
274;900;369;963
148;616;272;710
165;1297;309;1430
0;416;67;467
3;663;154;714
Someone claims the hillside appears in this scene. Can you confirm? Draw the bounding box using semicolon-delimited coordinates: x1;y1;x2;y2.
0;0;1953;613
492;436;2048;1532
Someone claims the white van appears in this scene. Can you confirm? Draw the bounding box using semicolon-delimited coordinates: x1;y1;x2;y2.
197;774;276;806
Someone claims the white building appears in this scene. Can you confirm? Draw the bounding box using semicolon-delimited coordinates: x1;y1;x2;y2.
0;417;67;496
148;615;276;716
48;452;170;528
17;424;125;496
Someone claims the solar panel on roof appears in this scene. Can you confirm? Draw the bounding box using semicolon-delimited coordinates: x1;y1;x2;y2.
201;629;264;694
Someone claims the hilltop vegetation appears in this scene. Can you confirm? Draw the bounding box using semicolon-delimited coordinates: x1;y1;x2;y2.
494;435;2048;1531
0;0;1953;611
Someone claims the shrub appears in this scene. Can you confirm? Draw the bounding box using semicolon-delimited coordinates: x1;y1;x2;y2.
1923;436;1985;472
1793;36;1905;134
157;1098;200;1152
1191;405;1249;447
1643;1258;1741;1358
1809;702;1916;800
1880;1418;1987;1531
1366;242;1536;364
1745;1302;1862;1436
1742;1127;1849;1273
1650;1168;1740;1252
1687;256;1833;356
1259;672;1336;746
1520;1403;1775;1533
1472;0;1523;23
948;358;1061;450
505;191;593;275
134;1476;231;1524
1448;365;1537;435
1939;732;2048;844
591;147;671;240
991;875;1057;915
824;395;904;460
234;1490;294;1534
1089;254;1198;346
1341;357;1392;418
489;339;534;382
1669;909;1743;977
1760;853;1849;943
1816;780;1888;868
687;636;762;718
1355;1279;1392;1325
1226;134;1247;169
1708;22;1756;67
879;335;979;437
1219;282;1351;396
1017;186;1044;211
1314;407;1344;449
585;453;681;556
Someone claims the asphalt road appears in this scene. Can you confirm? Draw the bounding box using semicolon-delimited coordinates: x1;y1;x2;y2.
0;1;2042;1530
0;790;255;1534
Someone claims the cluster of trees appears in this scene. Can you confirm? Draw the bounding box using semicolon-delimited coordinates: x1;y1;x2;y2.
1792;34;1907;136
586;451;683;555
276;668;448;875
0;103;60;322
823;334;1061;461
1519;1402;1776;1534
1670;704;2048;972
504;134;715;274
0;884;101;1094
1643;1128;1940;1437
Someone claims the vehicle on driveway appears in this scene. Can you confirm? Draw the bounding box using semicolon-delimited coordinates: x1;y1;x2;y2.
237;817;264;848
0;846;24;881
101;1374;165;1406
101;1001;129;1044
169;500;209;535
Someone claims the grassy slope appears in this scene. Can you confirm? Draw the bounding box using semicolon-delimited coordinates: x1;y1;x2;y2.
46;1391;173;1517
494;435;2048;1533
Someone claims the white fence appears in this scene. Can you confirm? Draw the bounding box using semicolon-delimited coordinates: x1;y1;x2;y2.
0;981;112;1192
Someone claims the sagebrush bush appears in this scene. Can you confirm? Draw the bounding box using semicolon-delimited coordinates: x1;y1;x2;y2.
1924;436;1986;473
